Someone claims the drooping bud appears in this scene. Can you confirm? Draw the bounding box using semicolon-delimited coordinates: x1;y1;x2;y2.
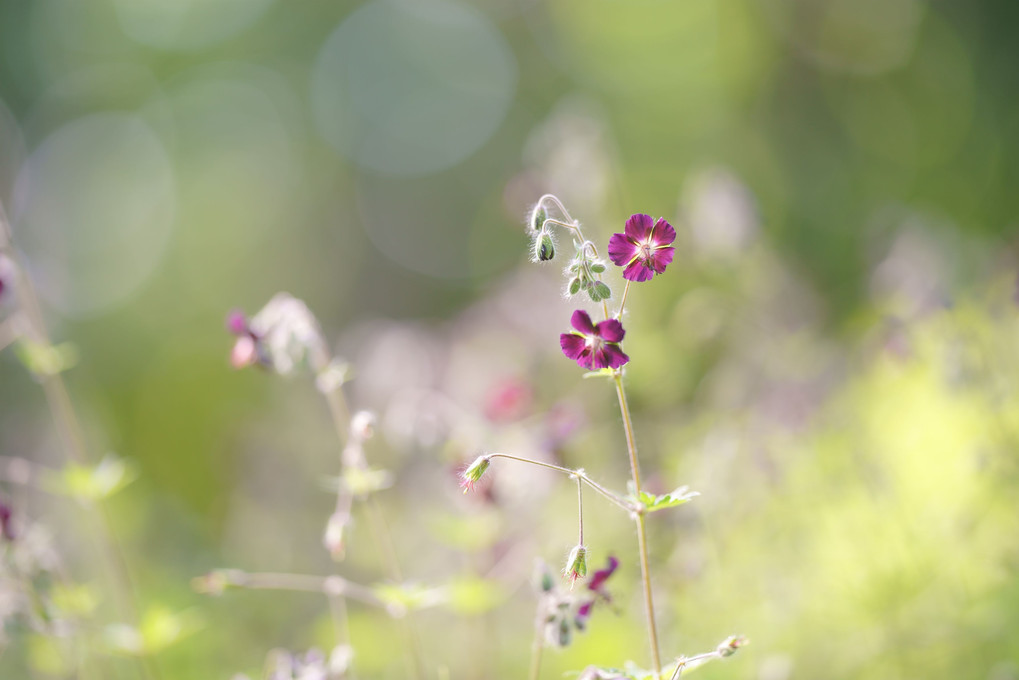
533;559;555;594
529;204;548;232
563;544;588;587
459;455;491;494
534;232;555;262
717;635;748;657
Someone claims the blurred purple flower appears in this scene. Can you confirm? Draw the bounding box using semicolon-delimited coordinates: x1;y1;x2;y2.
0;500;14;541
586;555;618;596
607;214;676;282
560;310;629;370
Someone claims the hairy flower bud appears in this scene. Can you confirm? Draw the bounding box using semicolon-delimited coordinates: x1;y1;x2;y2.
534;232;555;262
717;635;748;657
529;204;548;232
459;455;491;494
533;559;555;593
563;544;587;587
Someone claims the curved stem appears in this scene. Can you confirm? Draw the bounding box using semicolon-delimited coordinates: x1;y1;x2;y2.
613;373;661;677
486;453;635;514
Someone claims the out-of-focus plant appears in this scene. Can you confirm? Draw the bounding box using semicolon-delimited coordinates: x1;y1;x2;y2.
458;195;747;679
0;200;195;678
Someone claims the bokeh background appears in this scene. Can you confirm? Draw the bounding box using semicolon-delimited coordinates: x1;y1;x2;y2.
1;0;1019;678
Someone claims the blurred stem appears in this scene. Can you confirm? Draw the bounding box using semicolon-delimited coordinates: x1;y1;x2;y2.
528;598;546;680
612;372;662;678
320;379;426;680
221;570;381;606
486;453;635;513
0;201;158;680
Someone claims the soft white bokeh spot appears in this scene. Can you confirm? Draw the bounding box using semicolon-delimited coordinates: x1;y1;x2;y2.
12;114;175;316
312;0;517;176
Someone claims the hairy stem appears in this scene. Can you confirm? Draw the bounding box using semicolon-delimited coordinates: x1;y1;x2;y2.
613;372;662;677
576;477;584;546
486;453;635;514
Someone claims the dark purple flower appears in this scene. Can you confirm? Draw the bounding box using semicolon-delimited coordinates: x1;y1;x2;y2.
560;310;629;370
586;555;618;596
607;214;676;282
574;599;594;630
0;500;15;541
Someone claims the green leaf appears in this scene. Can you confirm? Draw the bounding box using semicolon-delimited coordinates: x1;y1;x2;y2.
15;339;78;377
45;454;138;502
105;607;203;656
590;263;606;273
631;485;699;513
336;464;395;497
374;583;445;616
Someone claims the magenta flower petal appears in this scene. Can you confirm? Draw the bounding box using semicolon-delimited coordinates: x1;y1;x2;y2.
622;259;654;282
600;344;630;369
624;213;654;241
596;318;625;343
607;232;639;267
651;217;676;246
570;309;597;335
587;556;619;593
560;333;586;360
650;246;675;273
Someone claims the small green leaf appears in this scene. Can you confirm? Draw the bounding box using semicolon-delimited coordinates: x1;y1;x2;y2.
631;485;699;513
590;263;606;273
374;583;445;616
15;339;78;377
45;454;138;502
105;607;203;656
327;467;393;497
50;583;99;617
569;277;582;296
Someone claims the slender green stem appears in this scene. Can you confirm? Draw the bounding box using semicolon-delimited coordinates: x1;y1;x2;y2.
613;373;662;678
668;651;723;680
0;200;159;680
616;280;632;319
486;453;635;513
